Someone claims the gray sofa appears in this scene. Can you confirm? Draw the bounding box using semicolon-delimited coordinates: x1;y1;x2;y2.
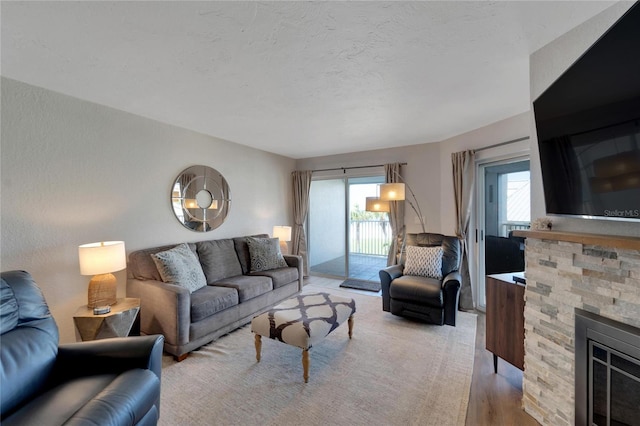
127;234;303;360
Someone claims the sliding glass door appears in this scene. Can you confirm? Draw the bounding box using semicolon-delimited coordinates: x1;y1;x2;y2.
308;179;347;278
308;175;389;281
476;158;530;309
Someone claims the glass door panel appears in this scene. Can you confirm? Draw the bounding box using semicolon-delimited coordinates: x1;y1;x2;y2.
348;177;389;281
308;179;347;277
477;159;530;309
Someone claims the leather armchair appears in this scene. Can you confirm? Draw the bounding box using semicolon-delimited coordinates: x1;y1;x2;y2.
379;233;462;326
1;270;164;425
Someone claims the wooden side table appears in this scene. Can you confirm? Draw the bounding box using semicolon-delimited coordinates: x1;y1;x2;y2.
485;273;525;373
73;297;141;341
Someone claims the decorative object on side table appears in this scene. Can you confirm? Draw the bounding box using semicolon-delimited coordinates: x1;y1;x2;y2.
272;225;292;254
531;216;553;231
73;297;141;341
78;240;126;309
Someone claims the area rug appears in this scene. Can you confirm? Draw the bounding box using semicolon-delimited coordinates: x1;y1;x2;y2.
339;278;381;292
159;285;477;426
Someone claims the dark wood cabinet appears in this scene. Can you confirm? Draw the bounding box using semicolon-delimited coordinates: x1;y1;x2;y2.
485;273;525;372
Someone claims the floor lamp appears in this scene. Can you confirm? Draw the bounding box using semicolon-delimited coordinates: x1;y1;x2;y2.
379;172;426;233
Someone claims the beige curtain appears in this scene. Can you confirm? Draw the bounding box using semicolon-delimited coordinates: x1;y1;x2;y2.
385;163;405;266
292;170;312;276
452;150;476;310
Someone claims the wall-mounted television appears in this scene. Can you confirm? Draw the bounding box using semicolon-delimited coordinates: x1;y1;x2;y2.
533;3;640;222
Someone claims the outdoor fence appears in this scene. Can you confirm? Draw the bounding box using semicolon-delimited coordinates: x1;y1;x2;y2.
350;219;391;256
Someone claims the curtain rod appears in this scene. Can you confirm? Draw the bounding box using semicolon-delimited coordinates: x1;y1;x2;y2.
474;136;530;152
308;162;407;173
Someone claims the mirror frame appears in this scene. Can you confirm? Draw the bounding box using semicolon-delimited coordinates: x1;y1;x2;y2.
171;165;231;232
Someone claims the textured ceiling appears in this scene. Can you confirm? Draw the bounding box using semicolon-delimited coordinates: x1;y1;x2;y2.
1;1;619;159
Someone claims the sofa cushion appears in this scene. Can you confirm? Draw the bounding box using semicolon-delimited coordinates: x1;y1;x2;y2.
190;285;239;322
250;267;299;289
212;275;273;303
389;275;443;308
196;239;243;283
233;234;269;275
403;246;443;279
128;243;197;281
246;237;288;272
151;243;206;293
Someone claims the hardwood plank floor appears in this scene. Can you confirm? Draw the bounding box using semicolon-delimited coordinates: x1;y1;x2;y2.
305;276;540;425
466;311;539;425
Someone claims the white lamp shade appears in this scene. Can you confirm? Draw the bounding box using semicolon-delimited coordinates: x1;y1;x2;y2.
379;183;406;201
79;241;126;276
272;225;292;242
365;197;390;212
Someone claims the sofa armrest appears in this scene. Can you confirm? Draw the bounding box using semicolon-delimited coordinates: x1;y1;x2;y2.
379;264;403;312
127;278;190;347
53;335;164;382
442;271;462;326
283;254;304;291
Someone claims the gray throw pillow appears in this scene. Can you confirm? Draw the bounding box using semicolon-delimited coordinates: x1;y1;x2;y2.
246;237;288;272
150;243;207;293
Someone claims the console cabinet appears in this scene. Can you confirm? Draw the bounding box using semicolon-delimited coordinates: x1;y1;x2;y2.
485;273;525;372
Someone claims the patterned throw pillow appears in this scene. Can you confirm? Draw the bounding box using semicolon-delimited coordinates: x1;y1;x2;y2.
403;245;443;279
150;243;207;293
246;237;288;272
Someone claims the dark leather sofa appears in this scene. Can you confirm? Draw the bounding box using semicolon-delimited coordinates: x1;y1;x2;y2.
0;270;164;425
379;233;462;326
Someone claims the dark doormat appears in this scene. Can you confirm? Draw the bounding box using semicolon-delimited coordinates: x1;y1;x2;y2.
339;279;381;292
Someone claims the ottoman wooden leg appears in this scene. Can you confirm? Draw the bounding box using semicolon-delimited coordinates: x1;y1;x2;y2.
255;334;262;362
302;349;310;383
348;315;354;338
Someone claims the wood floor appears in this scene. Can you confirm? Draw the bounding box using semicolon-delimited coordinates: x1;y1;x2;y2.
305;276;540;425
466;311;539;425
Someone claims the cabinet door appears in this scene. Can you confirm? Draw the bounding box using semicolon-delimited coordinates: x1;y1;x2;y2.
485;276;525;370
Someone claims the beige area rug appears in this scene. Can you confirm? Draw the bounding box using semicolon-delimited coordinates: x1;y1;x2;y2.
160;285;477;426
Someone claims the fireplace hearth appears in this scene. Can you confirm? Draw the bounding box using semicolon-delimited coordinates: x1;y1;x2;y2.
575;309;640;426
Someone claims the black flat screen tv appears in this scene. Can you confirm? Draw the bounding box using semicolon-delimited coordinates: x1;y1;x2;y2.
533;3;640;222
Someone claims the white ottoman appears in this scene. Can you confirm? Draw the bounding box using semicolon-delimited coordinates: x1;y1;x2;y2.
251;292;356;382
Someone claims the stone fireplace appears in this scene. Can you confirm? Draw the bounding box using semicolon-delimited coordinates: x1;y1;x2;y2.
514;230;640;425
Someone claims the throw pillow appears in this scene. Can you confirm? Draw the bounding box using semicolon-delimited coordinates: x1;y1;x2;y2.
403;245;443;279
246;237;288;272
150;243;207;293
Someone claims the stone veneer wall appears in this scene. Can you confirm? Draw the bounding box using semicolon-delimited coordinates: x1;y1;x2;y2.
521;233;640;425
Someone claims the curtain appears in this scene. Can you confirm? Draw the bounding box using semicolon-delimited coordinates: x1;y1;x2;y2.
385;163;405;266
452;150;476;310
292;170;312;276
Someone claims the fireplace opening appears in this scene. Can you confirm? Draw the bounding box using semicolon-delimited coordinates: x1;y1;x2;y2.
575;309;640;426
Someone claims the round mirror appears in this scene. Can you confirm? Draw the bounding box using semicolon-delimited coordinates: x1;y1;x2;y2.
171;165;231;232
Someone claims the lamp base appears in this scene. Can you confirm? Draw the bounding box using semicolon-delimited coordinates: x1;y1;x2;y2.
279;240;289;255
87;273;117;308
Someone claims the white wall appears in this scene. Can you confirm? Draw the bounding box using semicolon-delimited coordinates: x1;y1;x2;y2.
529;1;640;237
1;77;295;343
297;112;531;237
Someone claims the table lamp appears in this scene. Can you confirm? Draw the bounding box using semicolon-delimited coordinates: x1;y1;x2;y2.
79;241;126;310
272;225;292;254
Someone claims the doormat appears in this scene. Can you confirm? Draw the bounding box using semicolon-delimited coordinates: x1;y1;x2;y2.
339;279;381;292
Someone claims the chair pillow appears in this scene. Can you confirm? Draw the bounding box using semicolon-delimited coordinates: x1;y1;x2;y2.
246;237;288;272
403;245;443;280
150;243;207;293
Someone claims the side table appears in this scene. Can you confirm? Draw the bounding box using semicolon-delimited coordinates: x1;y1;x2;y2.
73;297;141;341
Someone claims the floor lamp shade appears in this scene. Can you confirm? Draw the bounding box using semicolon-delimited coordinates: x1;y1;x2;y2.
365;197;390;212
79;241;126;308
379;183;406;201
